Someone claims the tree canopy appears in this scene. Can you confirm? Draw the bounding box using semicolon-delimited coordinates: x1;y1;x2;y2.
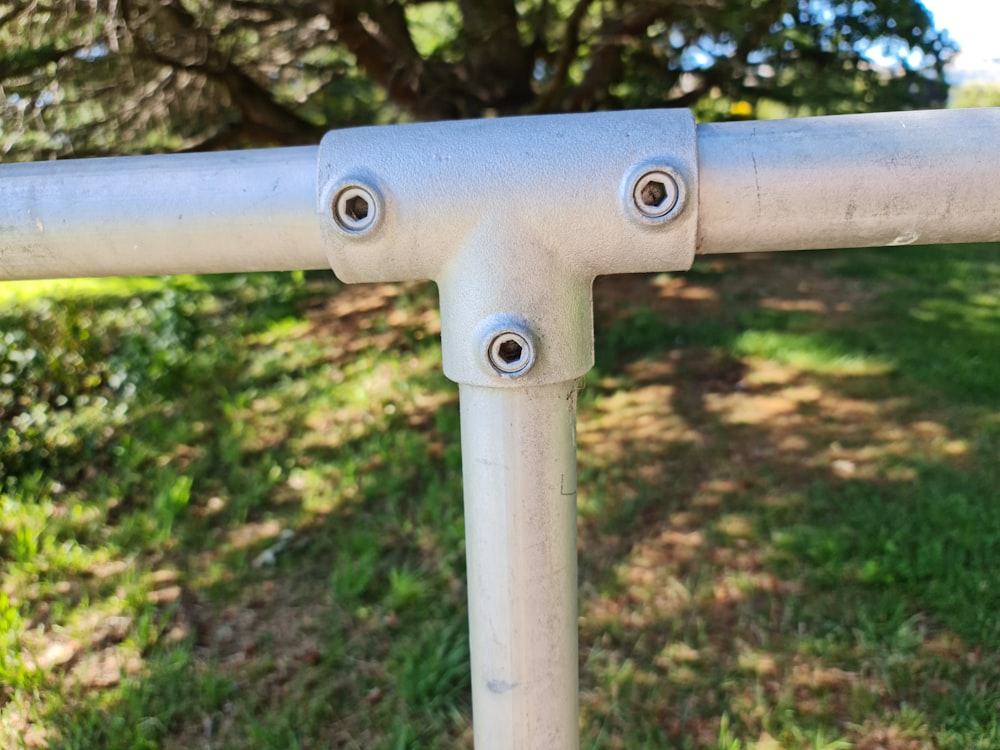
1;0;954;160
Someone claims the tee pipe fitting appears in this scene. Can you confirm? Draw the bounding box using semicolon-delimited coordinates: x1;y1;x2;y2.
317;110;699;387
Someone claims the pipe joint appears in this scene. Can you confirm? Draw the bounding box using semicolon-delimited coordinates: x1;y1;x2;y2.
317;111;699;386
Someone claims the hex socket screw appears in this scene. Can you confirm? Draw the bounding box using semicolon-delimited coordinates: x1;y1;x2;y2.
633;170;680;219
333;184;379;233
486;329;535;376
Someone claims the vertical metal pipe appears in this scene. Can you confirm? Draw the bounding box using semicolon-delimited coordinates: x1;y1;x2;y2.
459;380;580;749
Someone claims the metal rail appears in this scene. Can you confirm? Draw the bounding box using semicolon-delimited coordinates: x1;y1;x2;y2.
0;146;324;279
697;109;1000;254
1;106;998;749
3;109;998;282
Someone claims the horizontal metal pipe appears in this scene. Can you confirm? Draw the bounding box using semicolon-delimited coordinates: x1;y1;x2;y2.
0;147;326;280
4;108;999;281
696;108;1000;254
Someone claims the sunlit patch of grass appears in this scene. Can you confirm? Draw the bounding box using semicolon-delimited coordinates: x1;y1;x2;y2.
3;245;1000;748
735;330;893;375
577;246;1000;749
0;276;173;304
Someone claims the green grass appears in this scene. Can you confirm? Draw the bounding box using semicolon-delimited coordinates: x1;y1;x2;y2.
2;245;1000;748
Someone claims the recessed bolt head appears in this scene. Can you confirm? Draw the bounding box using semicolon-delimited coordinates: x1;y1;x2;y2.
633;170;680;218
487;330;534;376
333;185;379;233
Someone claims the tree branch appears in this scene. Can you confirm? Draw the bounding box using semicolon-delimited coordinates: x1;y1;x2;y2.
1;43;86;80
121;0;324;145
455;0;533;110
325;0;437;114
0;1;35;31
534;0;594;112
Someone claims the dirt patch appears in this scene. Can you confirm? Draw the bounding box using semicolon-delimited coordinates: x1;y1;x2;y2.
303;281;441;367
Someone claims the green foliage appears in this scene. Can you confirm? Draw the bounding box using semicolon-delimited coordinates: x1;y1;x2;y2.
598;306;734;363
780;457;1000;645
581;244;1000;749
0;0;954;160
3;245;1000;747
56;649;235;750
392;620;470;722
0;592;41;696
717;714;745;750
949;81;1000;108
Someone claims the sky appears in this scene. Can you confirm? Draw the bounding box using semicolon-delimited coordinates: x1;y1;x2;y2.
920;0;1000;82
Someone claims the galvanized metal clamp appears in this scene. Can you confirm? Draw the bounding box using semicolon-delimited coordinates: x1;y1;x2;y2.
317;110;700;387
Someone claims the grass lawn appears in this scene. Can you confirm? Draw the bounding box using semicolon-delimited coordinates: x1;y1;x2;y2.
1;244;998;749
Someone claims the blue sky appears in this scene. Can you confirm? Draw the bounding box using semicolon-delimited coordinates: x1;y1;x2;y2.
921;0;1000;82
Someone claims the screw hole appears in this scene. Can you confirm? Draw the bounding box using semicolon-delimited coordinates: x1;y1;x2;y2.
640;180;667;208
497;339;523;364
333;185;379;233
344;195;369;221
486;329;534;376
629;167;683;221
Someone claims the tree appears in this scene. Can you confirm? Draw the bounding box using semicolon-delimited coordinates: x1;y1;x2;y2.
0;0;954;160
950;81;1000;109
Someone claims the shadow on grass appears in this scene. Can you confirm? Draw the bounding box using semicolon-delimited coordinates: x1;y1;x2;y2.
575;245;1000;748
4;245;999;749
8;275;474;749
